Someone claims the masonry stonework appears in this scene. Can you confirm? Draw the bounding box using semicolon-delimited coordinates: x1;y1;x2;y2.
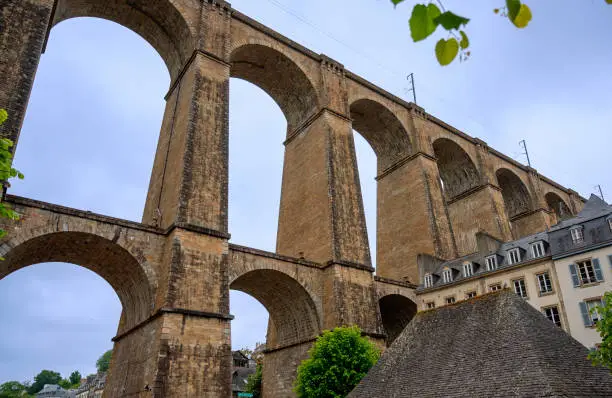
0;0;583;396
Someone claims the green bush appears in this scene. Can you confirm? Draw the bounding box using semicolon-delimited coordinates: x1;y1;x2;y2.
294;326;380;398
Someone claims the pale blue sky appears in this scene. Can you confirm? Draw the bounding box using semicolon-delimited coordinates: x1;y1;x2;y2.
1;0;610;383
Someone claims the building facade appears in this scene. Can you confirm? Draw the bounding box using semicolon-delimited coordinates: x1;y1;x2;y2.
417;195;612;348
549;195;612;348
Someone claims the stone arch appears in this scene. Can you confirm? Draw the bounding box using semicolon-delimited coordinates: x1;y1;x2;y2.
230;269;320;348
52;0;195;80
378;294;417;346
432;138;480;199
230;43;320;132
496;168;532;218
0;231;154;330
349;98;413;172
545;192;571;222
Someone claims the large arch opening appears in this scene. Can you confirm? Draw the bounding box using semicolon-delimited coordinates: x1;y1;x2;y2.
52;0;192;80
545;192;571;224
230;44;319;133
350;99;413;172
0;263;121;391
496;168;532;218
378;294;417;346
230;269;320;396
433;138;480;200
350;99;413;269
13;17;170;222
0;232;153;328
230;269;320;347
0;232;154;394
228;79;285;251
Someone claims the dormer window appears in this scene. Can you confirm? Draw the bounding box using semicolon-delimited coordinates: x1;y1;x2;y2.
424;273;433;288
507;248;521;265
531;241;545;258
570;226;584;244
485;255;498;271
462;262;474;278
442;268;453;284
607;216;612;232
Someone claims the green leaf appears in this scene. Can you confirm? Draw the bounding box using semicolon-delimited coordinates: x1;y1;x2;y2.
435;38;459;66
0;109;7;125
512;4;532;28
409;3;441;42
607;0;612;4
459;31;470;49
390;0;405;5
506;0;521;21
433;11;470;31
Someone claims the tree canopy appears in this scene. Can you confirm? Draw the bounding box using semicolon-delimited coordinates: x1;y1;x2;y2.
0;109;23;243
589;292;612;371
294;326;380;398
0;381;29;398
245;363;262;398
27;370;61;394
96;350;113;373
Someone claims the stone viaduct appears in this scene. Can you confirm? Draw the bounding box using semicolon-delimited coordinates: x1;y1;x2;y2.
0;0;584;396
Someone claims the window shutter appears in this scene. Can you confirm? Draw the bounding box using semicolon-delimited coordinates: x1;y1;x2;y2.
569;263;580;287
593;258;604;281
579;302;592;327
608;254;612;268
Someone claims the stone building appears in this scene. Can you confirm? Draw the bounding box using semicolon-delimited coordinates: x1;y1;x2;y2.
74;373;106;398
417;194;612;348
549;194;612;348
35;385;73;398
231;351;256;398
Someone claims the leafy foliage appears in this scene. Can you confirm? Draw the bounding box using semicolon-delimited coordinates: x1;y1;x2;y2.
69;371;82;386
27;370;62;394
0;110;23;241
96;350;113;373
0;381;29;398
294;326;380;398
245;363;262;398
589;292;612;371
393;0;610;65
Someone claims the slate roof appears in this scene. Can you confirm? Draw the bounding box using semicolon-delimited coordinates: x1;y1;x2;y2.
419;231;550;291
350;290;612;398
232;367;256;392
550;194;612;232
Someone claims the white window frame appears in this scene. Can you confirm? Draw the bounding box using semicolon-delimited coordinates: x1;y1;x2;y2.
577;260;597;285
531;241;545;258
466;291;477;299
608;217;612;232
489;283;502;292
426;301;436;309
462;262;473;278
445;296;456;305
424;273;433;288
543;306;562;327
442;268;453;284
537;272;553;294
513;278;528;298
485;255;498;271
586;298;604;324
570;226;584;244
507;248;521;265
